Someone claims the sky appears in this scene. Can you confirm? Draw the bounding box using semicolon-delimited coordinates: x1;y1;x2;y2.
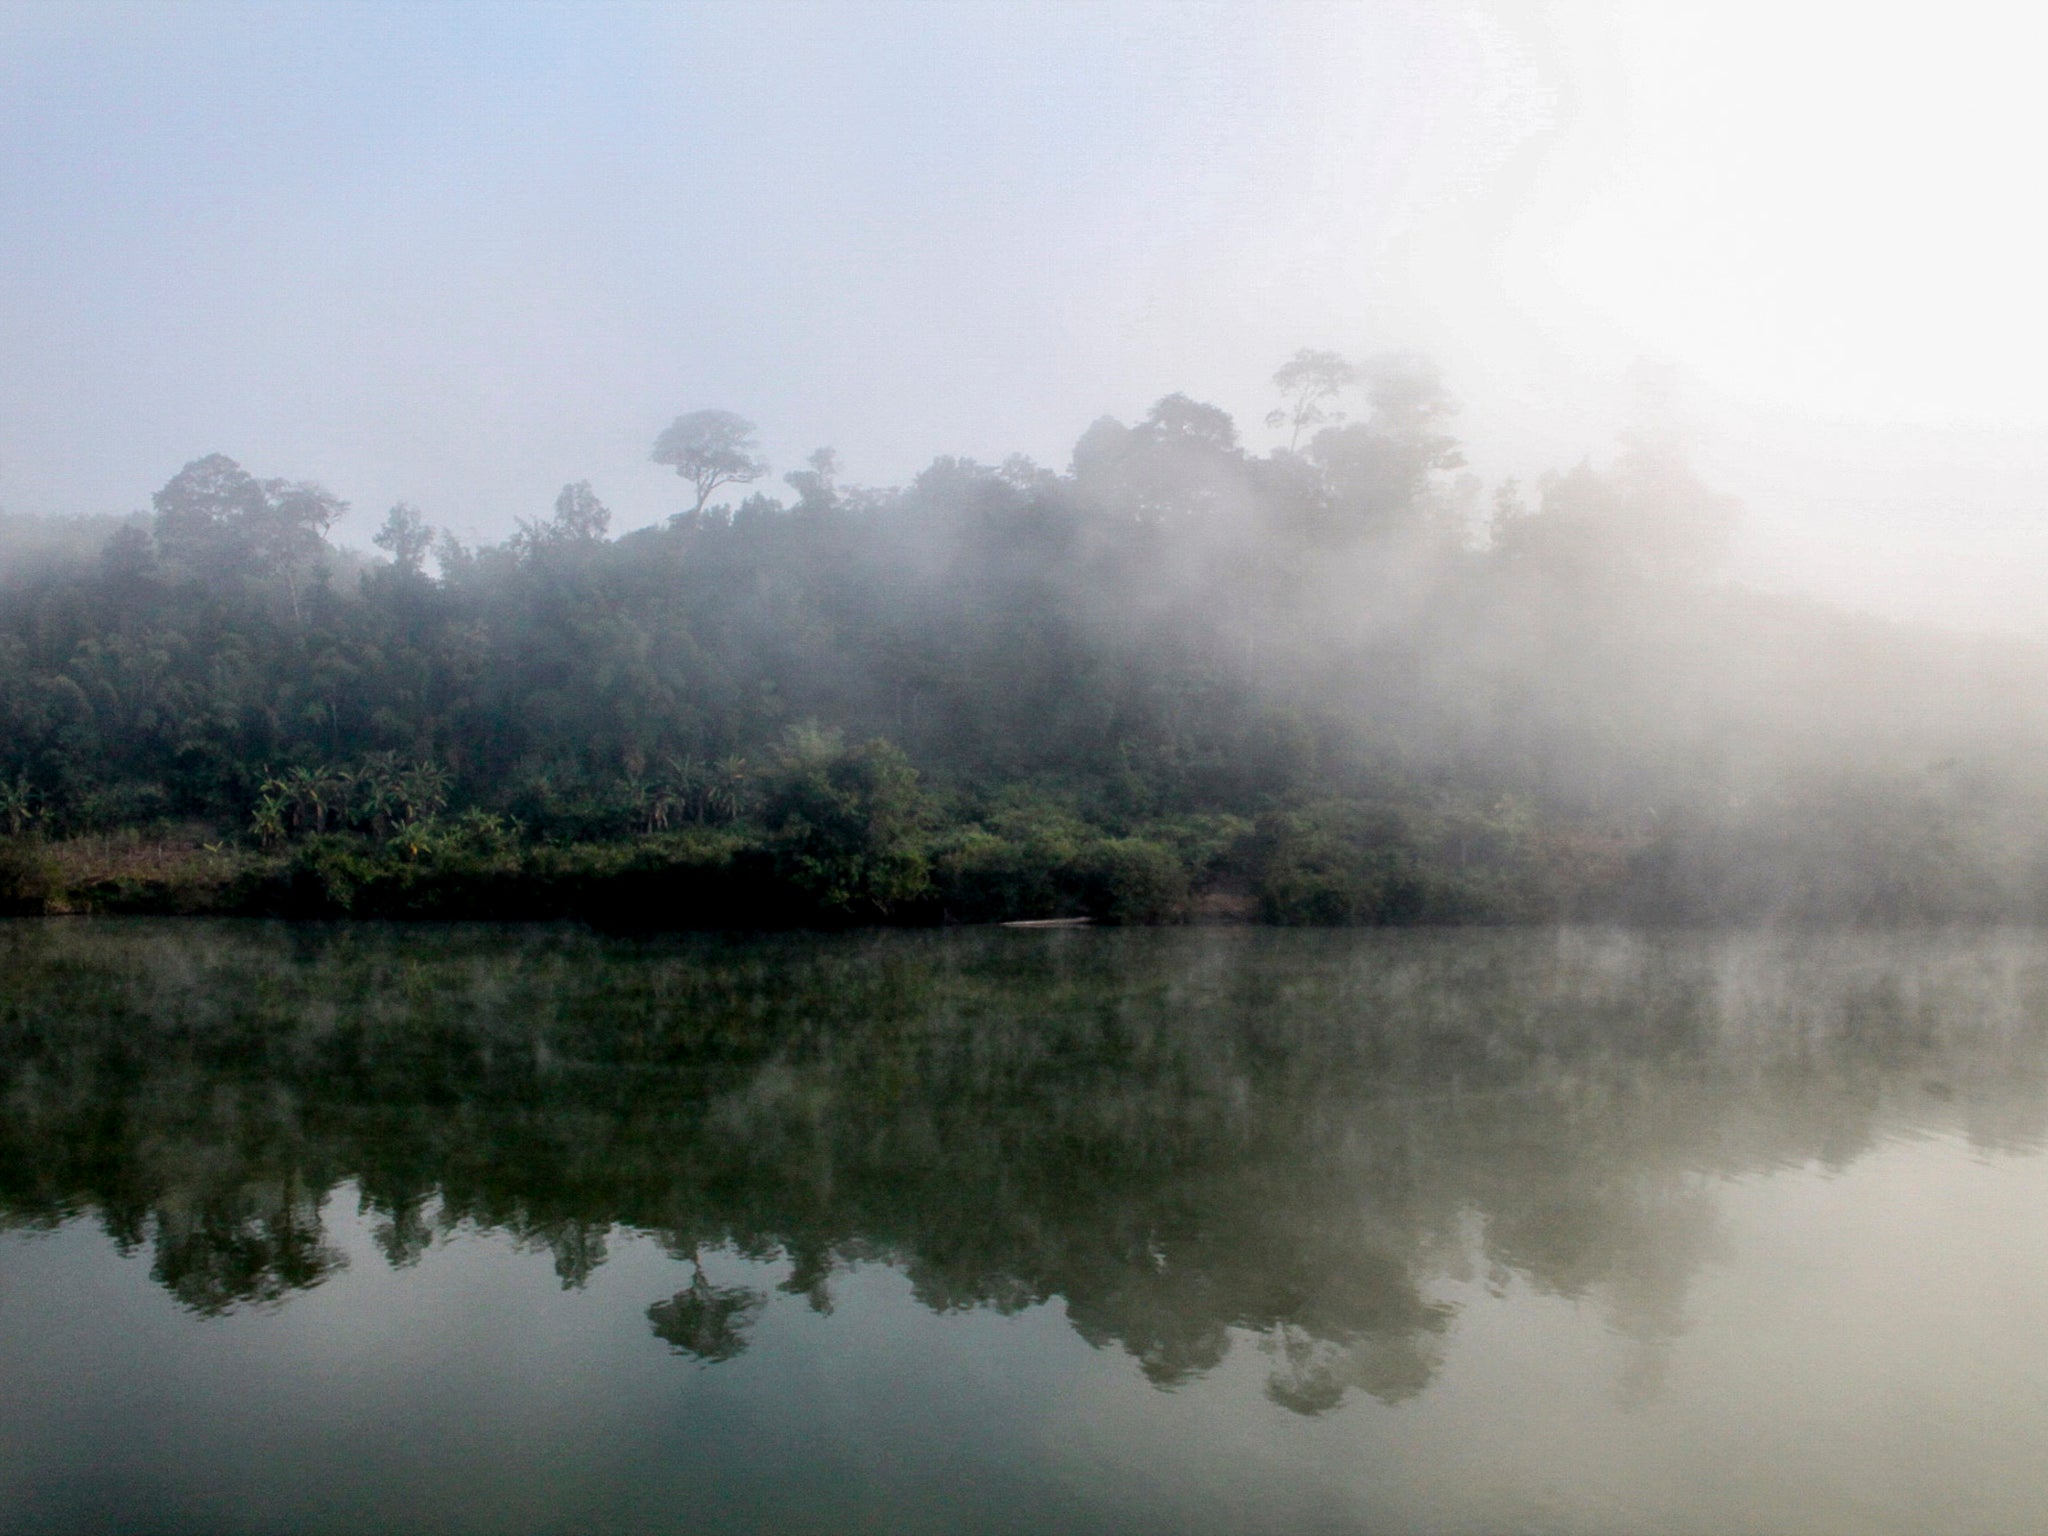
2;0;2045;631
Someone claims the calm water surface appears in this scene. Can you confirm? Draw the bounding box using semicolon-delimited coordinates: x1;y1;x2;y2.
5;920;2048;1534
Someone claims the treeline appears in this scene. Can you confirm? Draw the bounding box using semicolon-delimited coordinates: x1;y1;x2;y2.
3;351;2047;923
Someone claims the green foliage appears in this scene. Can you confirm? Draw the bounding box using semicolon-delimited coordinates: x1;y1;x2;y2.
930;791;1094;920
648;754;754;829
151;453;344;607
391;808;514;862
276;836;390;914
1081;837;1189;924
249;824;756;923
0;838;53;915
1252;802;1488;926
0;366;2035;925
931;828;1064;921
254;755;451;846
0;776;37;837
64;782;173;833
761;729;933;917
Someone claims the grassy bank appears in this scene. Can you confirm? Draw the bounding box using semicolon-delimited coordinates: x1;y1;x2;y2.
0;790;1590;927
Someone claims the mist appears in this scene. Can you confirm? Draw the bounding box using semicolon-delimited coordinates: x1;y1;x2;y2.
20;12;2048;1526
4;1;2048;927
6;2;2043;633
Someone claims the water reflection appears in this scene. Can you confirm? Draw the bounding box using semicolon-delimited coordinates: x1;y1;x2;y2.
3;920;2046;1415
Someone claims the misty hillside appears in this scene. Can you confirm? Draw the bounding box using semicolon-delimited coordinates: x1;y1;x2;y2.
3;357;2046;926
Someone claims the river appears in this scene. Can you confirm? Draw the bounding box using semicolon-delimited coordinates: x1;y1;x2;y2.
3;920;2046;1533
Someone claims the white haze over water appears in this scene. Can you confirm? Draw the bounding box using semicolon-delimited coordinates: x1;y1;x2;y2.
1;1;2042;632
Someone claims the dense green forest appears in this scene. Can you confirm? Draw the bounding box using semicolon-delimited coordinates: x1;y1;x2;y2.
3;352;2046;924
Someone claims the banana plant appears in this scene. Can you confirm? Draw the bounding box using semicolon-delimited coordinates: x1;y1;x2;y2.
396;761;450;825
0;775;37;837
249;795;287;849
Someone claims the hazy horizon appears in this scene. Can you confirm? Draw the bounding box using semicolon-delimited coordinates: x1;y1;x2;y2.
4;1;2045;634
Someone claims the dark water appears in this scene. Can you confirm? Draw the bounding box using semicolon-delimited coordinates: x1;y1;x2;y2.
5;920;2048;1534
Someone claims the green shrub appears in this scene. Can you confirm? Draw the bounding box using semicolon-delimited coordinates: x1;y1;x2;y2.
62;782;171;834
391;808;517;862
1252;803;1451;925
931;811;1090;922
1081;837;1189;924
275;837;390;915
761;730;933;917
0;838;55;915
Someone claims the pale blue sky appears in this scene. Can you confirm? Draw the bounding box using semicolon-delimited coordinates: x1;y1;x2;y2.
6;1;2048;630
2;1;1520;542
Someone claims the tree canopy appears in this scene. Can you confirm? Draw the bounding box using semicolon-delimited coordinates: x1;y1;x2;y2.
652;409;769;515
0;353;2038;926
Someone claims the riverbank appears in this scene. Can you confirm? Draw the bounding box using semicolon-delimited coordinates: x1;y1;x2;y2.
6;788;2023;927
0;807;1600;927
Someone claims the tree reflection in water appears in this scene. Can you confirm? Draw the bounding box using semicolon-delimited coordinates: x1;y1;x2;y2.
648;1256;769;1363
3;920;2045;1412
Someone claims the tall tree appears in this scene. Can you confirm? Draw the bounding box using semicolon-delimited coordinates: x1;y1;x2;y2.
151;453;344;618
1072;395;1247;524
1304;356;1464;535
373;503;434;574
1267;349;1358;450
653;410;769;516
550;481;611;542
783;448;841;514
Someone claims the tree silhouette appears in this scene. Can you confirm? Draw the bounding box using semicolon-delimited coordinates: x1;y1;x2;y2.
652;409;769;515
1266;348;1357;449
373;502;434;574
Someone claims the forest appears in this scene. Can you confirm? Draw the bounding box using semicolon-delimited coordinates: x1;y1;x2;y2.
2;351;2045;926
